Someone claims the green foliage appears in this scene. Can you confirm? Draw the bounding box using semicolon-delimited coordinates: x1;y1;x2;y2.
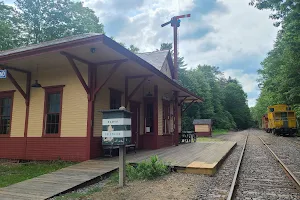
179;65;250;131
213;129;229;135
110;156;169;183
129;44;140;53
158;42;251;130
55;186;102;200
251;0;300;126
127;156;169;180
0;160;74;188
0;0;104;50
0;1;23;50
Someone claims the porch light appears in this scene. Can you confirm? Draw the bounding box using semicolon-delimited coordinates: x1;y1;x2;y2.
90;47;96;53
31;80;42;88
31;65;42;88
146;91;153;97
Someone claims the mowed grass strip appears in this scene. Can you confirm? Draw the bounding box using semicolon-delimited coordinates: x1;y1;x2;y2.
0;160;75;188
212;129;229;136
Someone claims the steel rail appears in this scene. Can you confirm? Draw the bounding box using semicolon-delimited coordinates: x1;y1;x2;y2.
258;136;300;189
226;133;249;200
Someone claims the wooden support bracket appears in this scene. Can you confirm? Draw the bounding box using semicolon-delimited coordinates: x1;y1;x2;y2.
0;64;30;74
128;77;148;101
64;55;89;94
182;99;196;113
94;62;122;96
61;51;92;65
179;96;188;106
5;71;26;99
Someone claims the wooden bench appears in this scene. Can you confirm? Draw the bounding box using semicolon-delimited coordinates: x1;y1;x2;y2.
179;131;197;143
103;143;136;157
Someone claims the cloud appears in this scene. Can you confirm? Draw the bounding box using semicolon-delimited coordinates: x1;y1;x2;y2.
83;0;278;107
3;0;278;107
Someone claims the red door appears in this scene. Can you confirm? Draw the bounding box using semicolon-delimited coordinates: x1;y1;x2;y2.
130;102;140;147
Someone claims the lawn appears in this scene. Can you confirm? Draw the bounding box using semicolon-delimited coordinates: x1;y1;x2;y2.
0;160;75;188
196;137;222;142
212;129;229;136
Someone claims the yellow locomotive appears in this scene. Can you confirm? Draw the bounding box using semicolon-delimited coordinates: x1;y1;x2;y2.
265;104;297;136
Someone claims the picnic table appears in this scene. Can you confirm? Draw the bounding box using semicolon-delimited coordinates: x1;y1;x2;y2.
179;131;197;143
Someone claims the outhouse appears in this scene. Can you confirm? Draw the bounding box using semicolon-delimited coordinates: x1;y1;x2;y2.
193;119;212;137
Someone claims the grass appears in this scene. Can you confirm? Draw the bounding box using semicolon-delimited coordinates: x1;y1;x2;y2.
55;187;102;200
197;137;222;142
212;129;229;135
0;160;75;188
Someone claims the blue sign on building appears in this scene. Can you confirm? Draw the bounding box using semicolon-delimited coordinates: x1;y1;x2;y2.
0;69;7;79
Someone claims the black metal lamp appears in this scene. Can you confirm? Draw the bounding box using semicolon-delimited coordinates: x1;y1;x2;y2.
31;80;42;88
31;65;42;88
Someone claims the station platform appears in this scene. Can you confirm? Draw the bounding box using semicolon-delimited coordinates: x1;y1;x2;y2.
122;141;236;175
0;141;236;199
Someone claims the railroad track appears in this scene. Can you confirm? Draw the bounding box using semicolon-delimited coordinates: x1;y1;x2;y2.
227;133;300;200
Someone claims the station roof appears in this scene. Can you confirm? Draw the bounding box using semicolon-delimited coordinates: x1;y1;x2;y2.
0;33;204;103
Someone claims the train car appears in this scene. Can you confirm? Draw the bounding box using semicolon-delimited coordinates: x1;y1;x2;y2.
266;104;297;136
261;114;269;132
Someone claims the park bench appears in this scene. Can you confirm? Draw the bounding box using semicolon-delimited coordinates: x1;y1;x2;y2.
179;131;197;143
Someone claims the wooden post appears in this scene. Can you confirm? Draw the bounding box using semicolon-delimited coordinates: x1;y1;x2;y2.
174;91;179;146
173;21;178;80
119;145;126;187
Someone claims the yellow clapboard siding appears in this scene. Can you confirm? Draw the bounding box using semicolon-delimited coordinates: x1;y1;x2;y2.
28;65;88;137
93;88;109;137
158;91;163;136
195;125;209;132
0;71;26;137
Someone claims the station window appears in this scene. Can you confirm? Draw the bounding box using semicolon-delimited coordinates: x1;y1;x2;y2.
43;86;64;135
145;102;154;133
269;108;274;112
0;91;14;135
110;89;122;109
162;100;170;134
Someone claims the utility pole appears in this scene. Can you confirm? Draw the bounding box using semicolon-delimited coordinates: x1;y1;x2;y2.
161;14;191;80
161;14;191;146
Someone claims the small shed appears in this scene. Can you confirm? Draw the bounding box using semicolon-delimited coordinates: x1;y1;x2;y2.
193;119;212;137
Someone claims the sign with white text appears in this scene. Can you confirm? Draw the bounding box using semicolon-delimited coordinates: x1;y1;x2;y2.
101;109;132;146
0;70;7;79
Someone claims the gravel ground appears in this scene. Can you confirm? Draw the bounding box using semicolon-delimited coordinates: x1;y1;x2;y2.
234;130;300;200
54;130;300;200
259;131;300;183
78;132;247;200
194;131;246;200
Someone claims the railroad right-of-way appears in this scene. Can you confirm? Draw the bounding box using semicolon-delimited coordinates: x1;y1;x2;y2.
233;131;300;199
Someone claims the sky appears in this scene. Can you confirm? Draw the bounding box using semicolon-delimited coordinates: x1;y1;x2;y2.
4;0;279;107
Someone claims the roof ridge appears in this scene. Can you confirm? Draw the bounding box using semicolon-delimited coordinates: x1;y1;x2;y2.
137;49;169;55
0;33;102;55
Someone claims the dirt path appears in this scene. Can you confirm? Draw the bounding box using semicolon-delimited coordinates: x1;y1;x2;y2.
84;173;202;200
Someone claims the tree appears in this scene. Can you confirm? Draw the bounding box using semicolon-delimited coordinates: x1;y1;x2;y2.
224;81;252;129
0;2;23;50
129;44;140;53
249;0;299;26
251;0;300;125
15;0;104;44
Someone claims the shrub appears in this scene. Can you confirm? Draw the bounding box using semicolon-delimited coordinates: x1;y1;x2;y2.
128;155;169;180
110;156;170;183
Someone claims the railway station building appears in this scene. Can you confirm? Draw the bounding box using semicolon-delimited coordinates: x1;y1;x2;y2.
0;34;203;161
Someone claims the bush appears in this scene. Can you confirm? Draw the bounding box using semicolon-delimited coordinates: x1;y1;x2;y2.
127;155;170;180
110;156;170;183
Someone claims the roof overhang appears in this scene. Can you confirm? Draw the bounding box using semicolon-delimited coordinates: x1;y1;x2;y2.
0;34;204;103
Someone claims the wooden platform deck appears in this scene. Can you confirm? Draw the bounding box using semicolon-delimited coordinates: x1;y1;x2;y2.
0;141;236;200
